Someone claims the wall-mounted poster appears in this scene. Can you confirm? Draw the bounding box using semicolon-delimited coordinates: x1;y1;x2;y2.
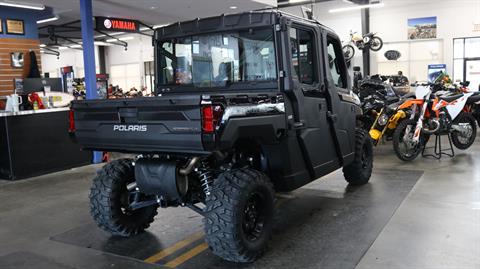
0;19;3;34
408;16;437;40
428;64;446;82
6;19;25;35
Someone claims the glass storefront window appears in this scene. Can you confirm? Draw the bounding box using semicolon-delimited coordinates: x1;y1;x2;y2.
465;38;480;58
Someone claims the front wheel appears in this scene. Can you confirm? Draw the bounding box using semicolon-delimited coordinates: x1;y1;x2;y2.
343;128;373;185
369;36;383;51
204;168;274;263
343;44;355;61
451;112;477;150
393;119;426;161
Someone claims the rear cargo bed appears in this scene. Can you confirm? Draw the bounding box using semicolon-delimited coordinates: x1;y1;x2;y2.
71;95;207;154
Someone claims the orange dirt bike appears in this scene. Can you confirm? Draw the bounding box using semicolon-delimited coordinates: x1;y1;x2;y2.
392;82;479;161
343;31;383;61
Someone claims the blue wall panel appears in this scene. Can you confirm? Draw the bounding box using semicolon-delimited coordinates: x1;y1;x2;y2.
0;6;40;39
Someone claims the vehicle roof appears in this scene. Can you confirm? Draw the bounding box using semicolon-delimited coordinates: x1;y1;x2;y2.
154;10;336;40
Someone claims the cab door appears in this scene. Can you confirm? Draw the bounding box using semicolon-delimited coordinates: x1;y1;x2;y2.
288;25;339;178
321;32;358;163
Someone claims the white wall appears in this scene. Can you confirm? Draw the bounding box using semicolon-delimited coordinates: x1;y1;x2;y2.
41;46;100;78
41;0;480;86
281;0;480;80
370;0;480;78
105;34;154;90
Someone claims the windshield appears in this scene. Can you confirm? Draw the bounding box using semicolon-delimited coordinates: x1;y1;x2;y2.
158;28;276;89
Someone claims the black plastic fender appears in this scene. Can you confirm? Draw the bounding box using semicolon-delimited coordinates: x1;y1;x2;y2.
218;114;286;149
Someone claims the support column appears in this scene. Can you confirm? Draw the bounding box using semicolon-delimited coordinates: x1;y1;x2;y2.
80;0;102;164
361;8;370;76
98;46;106;74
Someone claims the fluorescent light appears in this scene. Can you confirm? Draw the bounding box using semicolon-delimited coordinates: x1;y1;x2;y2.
37;16;59;24
229;6;237;9
285;0;307;3
153;24;168;29
70;44;82;49
106;36;134;42
94;41;111;46
39;44;46;48
329;2;385;13
0;1;45;10
58;46;68;50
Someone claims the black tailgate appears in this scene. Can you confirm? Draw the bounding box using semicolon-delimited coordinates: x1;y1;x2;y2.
71;95;205;154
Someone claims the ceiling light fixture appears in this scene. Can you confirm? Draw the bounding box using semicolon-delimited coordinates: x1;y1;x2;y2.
106;36;134;42
39;44;46;48
37;15;59;24
69;44;82;49
329;2;385;13
0;1;45;10
229;6;237;9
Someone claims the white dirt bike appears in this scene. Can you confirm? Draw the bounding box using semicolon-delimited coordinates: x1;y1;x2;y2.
393;82;478;161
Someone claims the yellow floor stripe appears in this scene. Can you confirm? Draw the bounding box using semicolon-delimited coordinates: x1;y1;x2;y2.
143;231;205;264
145;197;293;266
164;242;209;268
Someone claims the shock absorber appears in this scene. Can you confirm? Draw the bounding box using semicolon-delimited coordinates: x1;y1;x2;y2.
195;160;213;196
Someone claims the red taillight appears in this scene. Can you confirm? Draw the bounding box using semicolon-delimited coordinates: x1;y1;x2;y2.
68;109;75;133
202;105;214;133
201;105;222;134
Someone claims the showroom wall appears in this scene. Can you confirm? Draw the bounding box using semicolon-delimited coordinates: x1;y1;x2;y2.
41;47;100;78
39;0;480;89
0;7;42;96
282;0;480;81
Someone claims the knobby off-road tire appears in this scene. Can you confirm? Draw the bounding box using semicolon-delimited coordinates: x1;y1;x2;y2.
343;128;373;185
393;119;426;162
204;168;275;263
89;159;158;237
451;112;477;150
343;44;355;61
369;36;383;51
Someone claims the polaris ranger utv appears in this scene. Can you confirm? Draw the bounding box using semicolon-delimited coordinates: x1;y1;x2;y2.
70;11;373;263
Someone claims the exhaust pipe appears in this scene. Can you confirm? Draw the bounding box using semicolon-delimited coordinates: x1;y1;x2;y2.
179;157;200;175
422;119;440;135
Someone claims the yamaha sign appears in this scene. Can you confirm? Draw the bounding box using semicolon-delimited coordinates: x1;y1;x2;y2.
96;17;140;33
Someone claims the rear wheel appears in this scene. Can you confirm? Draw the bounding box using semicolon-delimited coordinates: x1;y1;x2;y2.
343;128;373;185
343;44;355;61
369;36;383;51
451;112;477;150
204;168;274;263
89;159;158;237
393;119;426;161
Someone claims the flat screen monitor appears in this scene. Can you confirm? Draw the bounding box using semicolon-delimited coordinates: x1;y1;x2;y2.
22;78;63;94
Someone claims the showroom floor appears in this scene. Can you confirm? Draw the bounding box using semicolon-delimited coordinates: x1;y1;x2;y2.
0;139;479;269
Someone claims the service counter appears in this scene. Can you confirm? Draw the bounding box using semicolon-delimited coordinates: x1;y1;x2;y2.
0;108;91;180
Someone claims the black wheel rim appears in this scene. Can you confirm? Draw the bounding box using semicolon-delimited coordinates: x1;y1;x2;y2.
242;192;266;242
120;185;134;215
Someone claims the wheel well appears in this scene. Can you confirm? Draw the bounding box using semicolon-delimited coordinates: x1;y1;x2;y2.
233;139;267;172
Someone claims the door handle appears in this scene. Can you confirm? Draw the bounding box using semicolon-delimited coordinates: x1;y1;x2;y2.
293;121;306;129
327;111;338;123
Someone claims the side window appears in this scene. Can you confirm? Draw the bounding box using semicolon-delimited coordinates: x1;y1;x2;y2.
327;37;347;89
290;27;317;85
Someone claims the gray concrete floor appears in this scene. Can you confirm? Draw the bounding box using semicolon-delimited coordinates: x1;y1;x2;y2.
0;138;479;269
